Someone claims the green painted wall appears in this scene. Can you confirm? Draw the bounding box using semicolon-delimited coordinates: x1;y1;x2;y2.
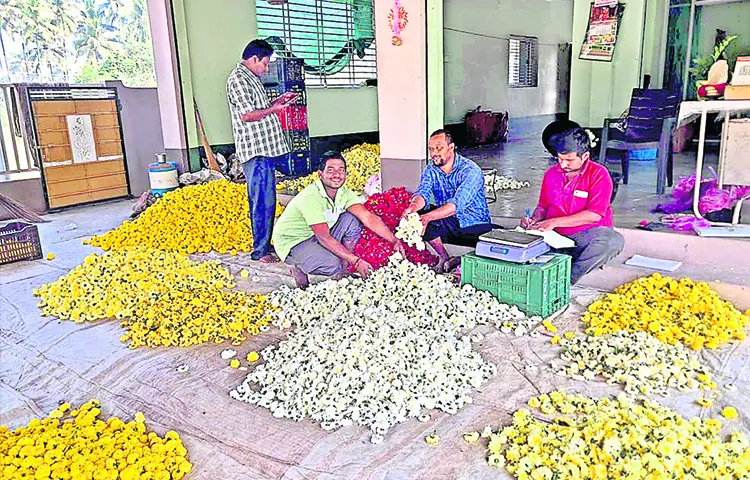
427;0;445;134
569;0;648;128
641;0;668;88
173;0;379;149
694;2;750;70
442;0;574;125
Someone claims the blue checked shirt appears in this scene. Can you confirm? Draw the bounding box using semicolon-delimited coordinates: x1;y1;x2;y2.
414;154;491;228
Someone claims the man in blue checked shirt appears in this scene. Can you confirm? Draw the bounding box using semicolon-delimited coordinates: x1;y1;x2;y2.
402;129;494;272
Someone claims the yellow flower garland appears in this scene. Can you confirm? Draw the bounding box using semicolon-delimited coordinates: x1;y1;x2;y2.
582;273;748;350
0;400;192;480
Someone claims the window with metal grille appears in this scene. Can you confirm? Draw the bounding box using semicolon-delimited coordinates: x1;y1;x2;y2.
255;0;377;88
508;36;538;88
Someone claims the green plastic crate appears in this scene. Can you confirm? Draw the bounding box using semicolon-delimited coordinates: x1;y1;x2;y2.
461;253;571;318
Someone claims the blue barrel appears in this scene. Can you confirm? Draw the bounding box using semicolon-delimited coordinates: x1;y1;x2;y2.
149;156;179;196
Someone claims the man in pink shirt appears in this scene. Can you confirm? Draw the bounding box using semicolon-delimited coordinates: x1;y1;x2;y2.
522;128;624;284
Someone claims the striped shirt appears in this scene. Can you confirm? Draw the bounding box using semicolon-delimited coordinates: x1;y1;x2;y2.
414;153;491;228
226;63;289;162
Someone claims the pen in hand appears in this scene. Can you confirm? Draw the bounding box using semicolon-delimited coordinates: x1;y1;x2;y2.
522;209;532;229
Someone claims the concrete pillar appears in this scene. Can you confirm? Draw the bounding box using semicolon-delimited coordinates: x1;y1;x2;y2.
375;0;444;191
147;0;190;171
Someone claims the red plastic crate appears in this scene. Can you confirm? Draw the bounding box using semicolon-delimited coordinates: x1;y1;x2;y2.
279;105;308;131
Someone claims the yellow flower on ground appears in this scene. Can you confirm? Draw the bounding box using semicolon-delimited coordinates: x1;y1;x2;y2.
0;401;191;480
550;336;561;345
89;180;283;254
722;406;739;419
230;359;240;369
564;332;575;339
276;143;381;194
463;432;480;444
246;351;260;362
582;273;749;349
425;432;440;445
697;398;713;407
45;252;55;260
480;391;750;479
34;247;274;348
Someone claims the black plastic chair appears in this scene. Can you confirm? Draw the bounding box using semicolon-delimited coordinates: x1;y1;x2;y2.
598;88;680;194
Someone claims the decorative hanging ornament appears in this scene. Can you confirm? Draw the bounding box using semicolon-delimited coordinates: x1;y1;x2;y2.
388;0;409;46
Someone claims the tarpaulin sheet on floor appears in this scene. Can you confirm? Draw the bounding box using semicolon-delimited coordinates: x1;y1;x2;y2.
2;204;749;479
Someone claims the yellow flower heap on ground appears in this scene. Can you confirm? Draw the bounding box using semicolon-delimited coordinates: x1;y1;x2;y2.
0;400;192;480
483;391;750;479
89;180;254;254
34;247;273;348
277;143;381;194
582;273;748;350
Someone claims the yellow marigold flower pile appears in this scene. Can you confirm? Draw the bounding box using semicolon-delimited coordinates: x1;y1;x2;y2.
582;273;748;350
34;247;273;348
277;143;381;194
88;180;256;254
483;391;750;479
0;400;192;480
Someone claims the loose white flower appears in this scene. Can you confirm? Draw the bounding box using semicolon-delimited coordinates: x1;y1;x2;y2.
395;213;426;251
553;330;709;395
484;174;531;192
176;365;189;373
220;349;237;360
231;254;538;438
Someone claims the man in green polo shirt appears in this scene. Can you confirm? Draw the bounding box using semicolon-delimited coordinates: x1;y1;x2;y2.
273;151;406;288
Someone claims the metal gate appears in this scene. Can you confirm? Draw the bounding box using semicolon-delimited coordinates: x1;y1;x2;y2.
27;86;130;209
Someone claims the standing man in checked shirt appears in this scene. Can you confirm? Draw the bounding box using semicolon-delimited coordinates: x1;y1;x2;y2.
402;129;494;272
227;39;297;263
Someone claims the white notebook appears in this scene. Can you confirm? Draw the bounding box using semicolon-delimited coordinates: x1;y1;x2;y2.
625;254;682;272
515;228;576;249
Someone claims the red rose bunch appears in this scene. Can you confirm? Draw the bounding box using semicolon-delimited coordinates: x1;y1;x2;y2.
350;187;437;271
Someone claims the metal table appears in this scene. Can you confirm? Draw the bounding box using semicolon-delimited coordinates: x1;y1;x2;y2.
676;100;750;224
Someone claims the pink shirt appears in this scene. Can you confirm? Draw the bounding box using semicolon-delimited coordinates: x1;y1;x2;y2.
537;160;614;236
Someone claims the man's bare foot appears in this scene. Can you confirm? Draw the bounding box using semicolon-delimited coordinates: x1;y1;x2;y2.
443;256;462;273
257;253;280;263
290;265;309;289
433;256;449;273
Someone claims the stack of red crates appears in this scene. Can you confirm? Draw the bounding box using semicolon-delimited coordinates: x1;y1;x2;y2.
262;58;313;176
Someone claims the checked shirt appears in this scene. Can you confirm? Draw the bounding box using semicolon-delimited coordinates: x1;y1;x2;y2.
226;63;289;162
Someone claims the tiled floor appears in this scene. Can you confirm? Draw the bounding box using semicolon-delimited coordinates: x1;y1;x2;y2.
460;136;722;229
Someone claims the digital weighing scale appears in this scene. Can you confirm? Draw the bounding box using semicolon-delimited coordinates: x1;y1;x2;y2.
475;230;551;263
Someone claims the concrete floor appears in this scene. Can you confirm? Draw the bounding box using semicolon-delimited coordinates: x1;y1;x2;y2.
2;201;749;479
461;137;722;229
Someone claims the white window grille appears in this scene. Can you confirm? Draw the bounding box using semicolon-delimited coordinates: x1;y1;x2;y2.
255;0;377;87
509;35;538;88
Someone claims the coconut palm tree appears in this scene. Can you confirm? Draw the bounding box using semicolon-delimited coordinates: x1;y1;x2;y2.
73;0;121;66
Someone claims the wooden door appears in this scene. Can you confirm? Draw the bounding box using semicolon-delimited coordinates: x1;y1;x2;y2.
28;87;130;209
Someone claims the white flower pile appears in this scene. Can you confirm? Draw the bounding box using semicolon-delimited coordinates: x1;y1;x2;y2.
231;254;541;442
484;174;531;192
551;330;710;395
395;213;426;250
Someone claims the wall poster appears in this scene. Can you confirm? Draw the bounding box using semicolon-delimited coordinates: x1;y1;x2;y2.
579;2;625;62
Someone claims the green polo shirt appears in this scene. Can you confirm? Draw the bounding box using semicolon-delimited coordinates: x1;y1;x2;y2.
273;179;363;260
